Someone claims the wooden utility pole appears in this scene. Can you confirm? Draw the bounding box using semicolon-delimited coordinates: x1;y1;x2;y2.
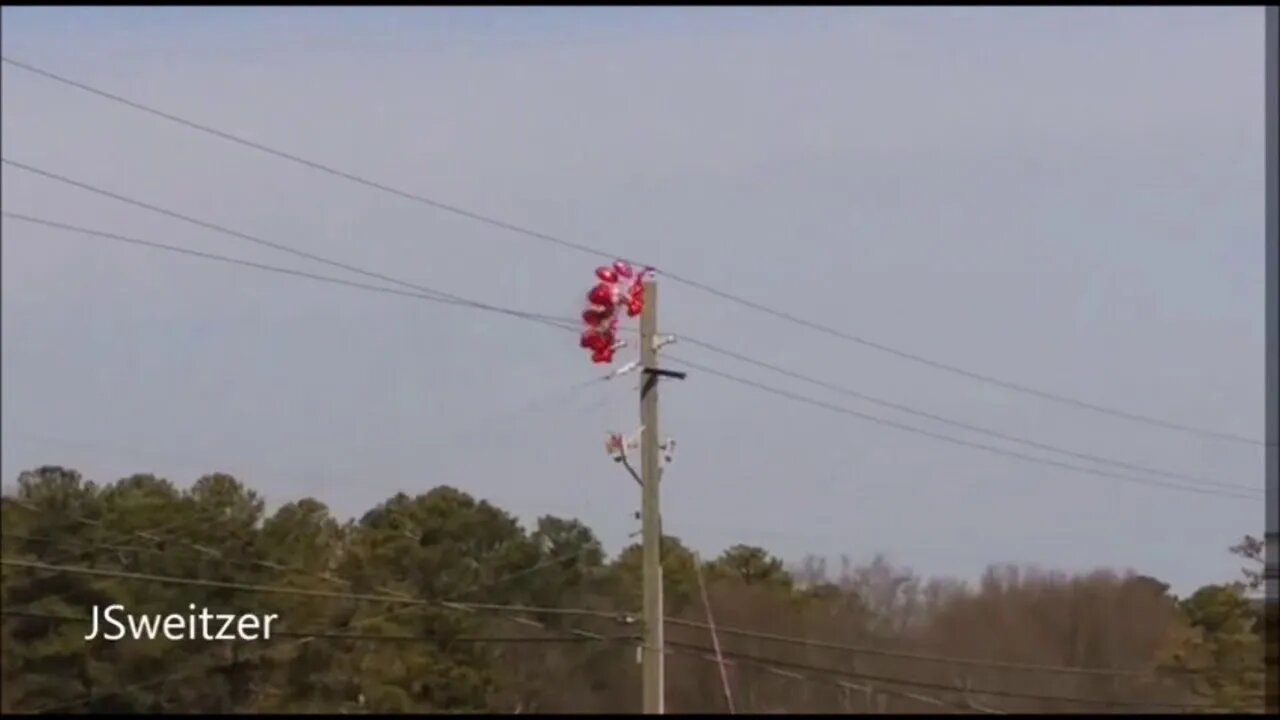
640;278;664;714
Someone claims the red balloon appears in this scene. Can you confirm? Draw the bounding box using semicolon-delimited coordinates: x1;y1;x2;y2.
587;283;614;306
580;260;651;363
583;328;614;351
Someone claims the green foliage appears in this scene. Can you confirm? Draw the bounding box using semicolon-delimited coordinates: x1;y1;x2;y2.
709;544;792;589
613;535;699;613
1163;583;1264;711
0;467;1264;713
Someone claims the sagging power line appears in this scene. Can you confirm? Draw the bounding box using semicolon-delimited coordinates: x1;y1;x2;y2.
0;160;580;333
1;55;1262;447
0;609;633;645
0;519;1187;680
0;557;1212;712
1;211;576;332
665;356;1261;501
675;336;1259;494
0;498;629;712
1;211;1255;501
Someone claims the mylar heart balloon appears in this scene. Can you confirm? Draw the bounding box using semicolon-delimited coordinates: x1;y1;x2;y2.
580;260;653;365
587;283;614;307
583;307;611;325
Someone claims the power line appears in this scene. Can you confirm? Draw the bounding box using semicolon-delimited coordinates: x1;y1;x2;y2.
4;211;1252;502
0;557;628;622
1;609;977;715
0;553;635;710
0;530;601;610
0;516;625;712
1;496;282;570
0;211;578;333
0;376;609;622
663;615;1176;679
0;578;1189;713
0;372;608;603
2;522;1175;680
1;531;309;577
0;563;615;712
6;606;626;714
2;493;621;619
8;530;1186;684
0;160;580;334
658;277;1266;448
1;496;367;593
0;500;612;613
0;57;621;264
676;336;1259;494
0;609;634;645
6;209;1253;702
1;55;1261;447
664;640;1210;711
665;638;999;714
2;492;622;631
0;557;1218;712
0;519;1215;690
665;355;1261;501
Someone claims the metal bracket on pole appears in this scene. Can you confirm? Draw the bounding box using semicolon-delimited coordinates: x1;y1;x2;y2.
607;359;641;380
642;367;687;381
661;438;676;465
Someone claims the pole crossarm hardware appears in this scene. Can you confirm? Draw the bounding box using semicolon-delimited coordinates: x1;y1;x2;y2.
642;368;688;381
608;428;675;486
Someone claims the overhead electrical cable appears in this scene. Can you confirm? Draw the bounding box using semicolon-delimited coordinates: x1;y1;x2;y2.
1;56;1262;446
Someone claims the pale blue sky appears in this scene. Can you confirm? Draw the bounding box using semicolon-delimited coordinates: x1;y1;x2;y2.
0;6;1267;595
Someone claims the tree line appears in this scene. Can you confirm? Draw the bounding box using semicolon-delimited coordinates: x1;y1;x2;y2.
0;466;1267;713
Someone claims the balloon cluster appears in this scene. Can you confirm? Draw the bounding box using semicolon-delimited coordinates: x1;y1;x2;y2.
579;260;652;364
